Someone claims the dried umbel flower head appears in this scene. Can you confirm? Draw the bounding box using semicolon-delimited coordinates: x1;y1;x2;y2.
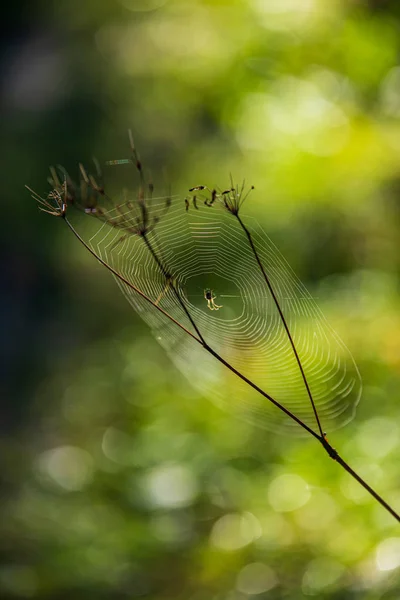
26;177;68;218
187;179;255;216
29;130;173;244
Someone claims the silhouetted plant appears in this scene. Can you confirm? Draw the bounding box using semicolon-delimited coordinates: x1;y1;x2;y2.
27;132;400;523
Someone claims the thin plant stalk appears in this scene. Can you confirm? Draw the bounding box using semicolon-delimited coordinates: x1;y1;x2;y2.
141;219;400;524
63;215;321;439
235;213;325;439
27;159;400;524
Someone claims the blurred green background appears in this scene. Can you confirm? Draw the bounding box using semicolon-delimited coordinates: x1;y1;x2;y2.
2;0;400;598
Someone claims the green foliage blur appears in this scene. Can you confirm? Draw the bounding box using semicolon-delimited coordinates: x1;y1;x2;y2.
2;0;400;598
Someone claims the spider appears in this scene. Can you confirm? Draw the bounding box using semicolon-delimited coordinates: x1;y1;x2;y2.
204;288;222;311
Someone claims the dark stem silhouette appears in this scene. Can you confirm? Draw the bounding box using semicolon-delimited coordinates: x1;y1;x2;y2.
235;213;324;439
27;150;400;524
66;213;399;524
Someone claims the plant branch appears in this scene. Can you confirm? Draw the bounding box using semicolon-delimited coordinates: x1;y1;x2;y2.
235;213;324;438
142;233;207;345
334;452;400;522
142;233;324;436
63;216;201;344
64;216;321;438
63;214;400;524
232;214;400;522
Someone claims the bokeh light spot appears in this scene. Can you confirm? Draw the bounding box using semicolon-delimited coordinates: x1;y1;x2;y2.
102;427;135;465
37;446;94;491
236;562;278;595
210;512;261;551
295;490;338;531
144;463;198;508
302;557;346;594
268;474;310;512
376;537;400;572
356;418;399;459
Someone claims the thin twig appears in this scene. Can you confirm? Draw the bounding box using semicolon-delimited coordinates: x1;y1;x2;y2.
335;453;400;522
62;216;201;344
141;234;322;437
29;154;400;523
142;233;207;345
89;216;400;522
235;213;325;439
63;214;321;440
66;206;400;524
186;186;400;523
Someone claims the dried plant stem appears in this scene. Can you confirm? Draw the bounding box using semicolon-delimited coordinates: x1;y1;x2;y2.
63;215;400;524
142;234;206;345
65;215;320;437
335;454;400;522
63;217;200;344
142;233;320;439
233;214;400;523
235;214;324;438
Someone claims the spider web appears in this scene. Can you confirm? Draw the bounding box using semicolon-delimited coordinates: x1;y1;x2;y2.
82;190;361;435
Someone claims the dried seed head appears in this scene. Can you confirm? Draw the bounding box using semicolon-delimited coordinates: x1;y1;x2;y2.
186;181;254;216
26;178;68;218
28;131;173;244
